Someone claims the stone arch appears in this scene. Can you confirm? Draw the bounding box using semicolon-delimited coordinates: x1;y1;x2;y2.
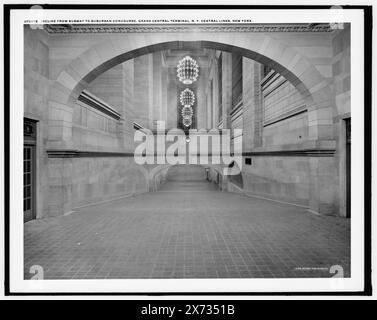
57;39;321;105
165;164;209;182
147;164;171;191
148;164;171;181
50;35;333;148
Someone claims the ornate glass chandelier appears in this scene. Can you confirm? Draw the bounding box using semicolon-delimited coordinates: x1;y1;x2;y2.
182;117;192;127
177;56;199;84
179;88;195;106
181;106;193;118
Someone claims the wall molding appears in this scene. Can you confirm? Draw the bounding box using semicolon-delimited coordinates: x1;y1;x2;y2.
263;106;307;127
243;148;335;157
230;100;243;117
243;192;309;209
47;149;133;158
261;72;288;97
47;148;336;158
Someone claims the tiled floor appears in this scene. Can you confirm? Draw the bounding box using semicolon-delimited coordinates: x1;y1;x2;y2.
24;180;350;279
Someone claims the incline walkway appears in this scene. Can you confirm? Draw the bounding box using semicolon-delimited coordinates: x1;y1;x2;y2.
24;171;350;279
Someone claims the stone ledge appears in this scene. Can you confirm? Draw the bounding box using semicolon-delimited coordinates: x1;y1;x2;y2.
251;139;336;152
46;148;336;158
46;149;133;158
243;149;335;157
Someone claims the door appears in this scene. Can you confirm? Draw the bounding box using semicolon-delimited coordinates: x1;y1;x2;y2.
24;145;35;222
24;119;37;222
345;118;351;218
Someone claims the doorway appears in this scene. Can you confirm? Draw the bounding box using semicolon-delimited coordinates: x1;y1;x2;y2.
345;118;351;218
24;118;37;222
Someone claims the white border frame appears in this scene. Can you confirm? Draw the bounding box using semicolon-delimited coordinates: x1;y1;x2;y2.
9;8;365;294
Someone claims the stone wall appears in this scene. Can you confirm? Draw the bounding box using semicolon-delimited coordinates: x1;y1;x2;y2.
263;112;308;147
332;25;351;217
132;52;179;129
24;26;50;218
167;70;178;128
242;156;310;206
262;72;308;147
24;26;153;218
239;56;339;215
74;59;136;152
86;64;124;114
47;157;148;215
242;58;263;151
196;66;209;129
133;54;153;128
268;32;333;81
72;99;119;151
122;60;136;152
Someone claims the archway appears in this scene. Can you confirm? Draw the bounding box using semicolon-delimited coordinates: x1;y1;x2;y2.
166;165;208;182
46;35;335;216
50;36;332;150
57;39;318;106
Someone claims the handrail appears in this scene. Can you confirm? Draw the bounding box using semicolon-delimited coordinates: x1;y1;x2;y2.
78;90;122;120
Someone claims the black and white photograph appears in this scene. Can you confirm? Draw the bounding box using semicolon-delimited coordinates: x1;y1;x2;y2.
2;3;372;297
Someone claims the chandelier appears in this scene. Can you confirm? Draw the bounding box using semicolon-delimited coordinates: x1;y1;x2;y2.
182;117;192;127
181;106;193;118
177;56;199;84
179;88;195;106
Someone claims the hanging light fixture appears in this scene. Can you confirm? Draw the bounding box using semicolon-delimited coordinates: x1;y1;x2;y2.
181;106;193;118
177;56;199;84
182;117;192;127
179;88;195;107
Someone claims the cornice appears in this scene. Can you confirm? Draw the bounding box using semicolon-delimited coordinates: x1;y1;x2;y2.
44;23;334;34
